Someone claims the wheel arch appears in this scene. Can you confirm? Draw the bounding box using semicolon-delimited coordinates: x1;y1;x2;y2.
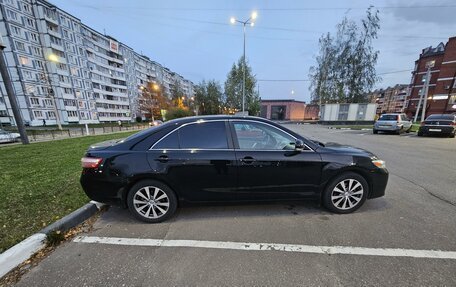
319;167;373;202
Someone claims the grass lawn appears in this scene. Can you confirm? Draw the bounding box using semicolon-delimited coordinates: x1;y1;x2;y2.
0;131;137;253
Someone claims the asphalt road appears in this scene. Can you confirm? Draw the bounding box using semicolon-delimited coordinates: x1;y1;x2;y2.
15;125;456;286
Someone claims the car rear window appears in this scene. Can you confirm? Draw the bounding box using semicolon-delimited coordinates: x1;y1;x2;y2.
379;115;398;121
426;114;454;120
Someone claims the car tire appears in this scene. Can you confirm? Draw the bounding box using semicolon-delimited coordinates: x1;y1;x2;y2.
127;180;177;223
417;131;424;137
373;129;378;134
405;127;411;133
450;132;455;138
323;172;368;214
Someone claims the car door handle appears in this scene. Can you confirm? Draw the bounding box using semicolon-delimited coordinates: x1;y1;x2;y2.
156;155;169;163
240;156;255;164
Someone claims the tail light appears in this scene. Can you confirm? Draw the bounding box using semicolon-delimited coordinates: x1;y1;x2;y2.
397;115;400;122
452;121;456;126
81;157;103;168
420;122;425;126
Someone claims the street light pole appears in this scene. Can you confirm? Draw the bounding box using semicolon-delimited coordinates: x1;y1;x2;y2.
0;38;29;144
230;11;257;115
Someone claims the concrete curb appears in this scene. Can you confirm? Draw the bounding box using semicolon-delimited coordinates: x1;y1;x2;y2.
0;201;105;278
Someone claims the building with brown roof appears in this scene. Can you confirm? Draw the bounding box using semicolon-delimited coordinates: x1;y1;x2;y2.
405;37;456;119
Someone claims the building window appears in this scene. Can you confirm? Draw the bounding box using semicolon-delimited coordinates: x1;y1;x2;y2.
44;99;54;107
31;46;42;56
25;18;35;28
47;111;56;119
19;56;30;66
338;104;349;121
22;3;32;13
10;25;21;36
15;41;25;51
271;105;286;120
30;98;40;106
34;60;44;69
30;32;39;42
6;9;18;21
23;70;33;80
33;110;43;119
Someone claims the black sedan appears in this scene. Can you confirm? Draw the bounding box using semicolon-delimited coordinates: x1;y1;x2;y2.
80;116;388;223
418;114;456;138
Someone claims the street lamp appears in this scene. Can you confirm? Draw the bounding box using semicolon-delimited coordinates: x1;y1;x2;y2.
46;53;62;130
230;11;257;115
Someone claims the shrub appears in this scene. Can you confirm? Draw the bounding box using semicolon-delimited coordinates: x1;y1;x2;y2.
166;107;193;121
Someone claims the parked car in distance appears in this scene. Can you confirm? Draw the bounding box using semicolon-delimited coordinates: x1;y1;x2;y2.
373;113;412;135
149;120;163;127
418;114;456;138
80;116;389;223
0;129;20;144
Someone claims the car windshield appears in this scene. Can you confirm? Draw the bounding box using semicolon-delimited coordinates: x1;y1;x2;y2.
379;115;398;121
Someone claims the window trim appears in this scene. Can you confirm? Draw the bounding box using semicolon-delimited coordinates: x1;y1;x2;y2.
149;120;232;150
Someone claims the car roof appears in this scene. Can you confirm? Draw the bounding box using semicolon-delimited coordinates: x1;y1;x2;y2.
164;115;273;125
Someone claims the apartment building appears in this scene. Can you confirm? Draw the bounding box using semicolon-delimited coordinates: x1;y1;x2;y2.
0;0;195;126
405;37;456;119
368;84;408;114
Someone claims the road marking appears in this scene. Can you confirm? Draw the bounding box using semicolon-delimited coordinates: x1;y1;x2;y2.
73;236;456;260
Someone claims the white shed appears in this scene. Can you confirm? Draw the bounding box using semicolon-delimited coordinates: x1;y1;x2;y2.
321;103;377;122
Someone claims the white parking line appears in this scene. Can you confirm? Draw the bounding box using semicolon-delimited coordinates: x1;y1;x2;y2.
73;236;456;260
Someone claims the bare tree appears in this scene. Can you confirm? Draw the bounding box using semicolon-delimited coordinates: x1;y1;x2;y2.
309;7;380;104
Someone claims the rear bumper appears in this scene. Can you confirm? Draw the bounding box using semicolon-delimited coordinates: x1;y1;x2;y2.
80;169;125;206
374;125;401;131
419;126;455;135
368;169;389;199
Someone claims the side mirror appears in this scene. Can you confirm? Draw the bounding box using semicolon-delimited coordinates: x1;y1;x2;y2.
295;139;304;151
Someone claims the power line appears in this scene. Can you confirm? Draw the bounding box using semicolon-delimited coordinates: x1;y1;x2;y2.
76;4;456;11
258;69;412;82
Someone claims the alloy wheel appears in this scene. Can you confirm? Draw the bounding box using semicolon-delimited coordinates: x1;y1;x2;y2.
133;186;170;219
331;179;364;210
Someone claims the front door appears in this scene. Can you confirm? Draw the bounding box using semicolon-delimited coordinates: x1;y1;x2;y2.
230;120;322;200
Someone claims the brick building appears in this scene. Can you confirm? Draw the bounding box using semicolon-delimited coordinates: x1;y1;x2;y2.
368;84;408;114
405;37;456;119
260;99;319;121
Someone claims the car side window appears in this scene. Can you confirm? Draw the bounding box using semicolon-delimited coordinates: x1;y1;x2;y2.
153;130;179;149
178;121;229;149
233;122;295;150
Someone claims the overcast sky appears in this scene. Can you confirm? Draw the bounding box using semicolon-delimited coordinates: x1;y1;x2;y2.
52;0;456;103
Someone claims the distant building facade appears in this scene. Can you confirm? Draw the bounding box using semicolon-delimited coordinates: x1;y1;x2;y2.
0;0;195;126
367;85;408;114
260;99;318;121
405;37;456;119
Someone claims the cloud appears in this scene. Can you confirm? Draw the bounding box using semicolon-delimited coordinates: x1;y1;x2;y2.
386;0;456;25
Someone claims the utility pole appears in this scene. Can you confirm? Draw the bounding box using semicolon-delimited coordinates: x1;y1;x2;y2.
414;60;434;122
0;37;29;144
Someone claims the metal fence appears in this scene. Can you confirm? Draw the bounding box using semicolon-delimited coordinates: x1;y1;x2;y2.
23;125;148;142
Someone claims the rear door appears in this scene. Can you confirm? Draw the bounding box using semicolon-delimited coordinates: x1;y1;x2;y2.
147;120;237;202
230;120;322;200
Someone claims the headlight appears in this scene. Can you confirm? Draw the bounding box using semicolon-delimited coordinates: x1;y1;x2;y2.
372;159;386;169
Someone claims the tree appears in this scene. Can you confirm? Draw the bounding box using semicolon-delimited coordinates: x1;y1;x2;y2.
309;7;380;104
137;82;169;121
195;80;223;115
224;56;260;116
170;79;185;108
